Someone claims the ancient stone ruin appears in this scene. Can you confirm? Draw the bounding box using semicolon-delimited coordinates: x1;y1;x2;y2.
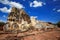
3;7;57;33
3;7;31;33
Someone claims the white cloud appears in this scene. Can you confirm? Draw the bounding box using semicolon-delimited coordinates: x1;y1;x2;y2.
30;16;38;19
0;20;3;22
57;9;60;12
53;8;60;12
0;19;6;22
9;2;24;9
30;0;45;7
0;0;24;13
0;7;12;13
0;0;9;4
0;0;24;9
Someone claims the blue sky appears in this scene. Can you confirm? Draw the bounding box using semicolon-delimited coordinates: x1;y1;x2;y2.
0;0;60;23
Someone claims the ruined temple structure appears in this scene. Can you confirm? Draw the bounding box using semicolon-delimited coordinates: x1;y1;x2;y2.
3;7;31;33
3;7;57;33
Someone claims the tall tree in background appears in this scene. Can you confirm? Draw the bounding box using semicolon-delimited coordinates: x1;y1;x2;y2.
56;21;60;27
0;22;5;26
0;22;5;31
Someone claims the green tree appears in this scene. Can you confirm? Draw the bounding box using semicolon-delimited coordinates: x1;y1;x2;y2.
0;22;5;31
56;21;60;27
0;22;5;26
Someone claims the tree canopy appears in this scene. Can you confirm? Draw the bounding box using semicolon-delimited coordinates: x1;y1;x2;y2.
56;21;60;27
0;22;5;26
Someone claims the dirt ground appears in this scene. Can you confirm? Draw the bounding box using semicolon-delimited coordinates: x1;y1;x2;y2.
0;28;60;40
